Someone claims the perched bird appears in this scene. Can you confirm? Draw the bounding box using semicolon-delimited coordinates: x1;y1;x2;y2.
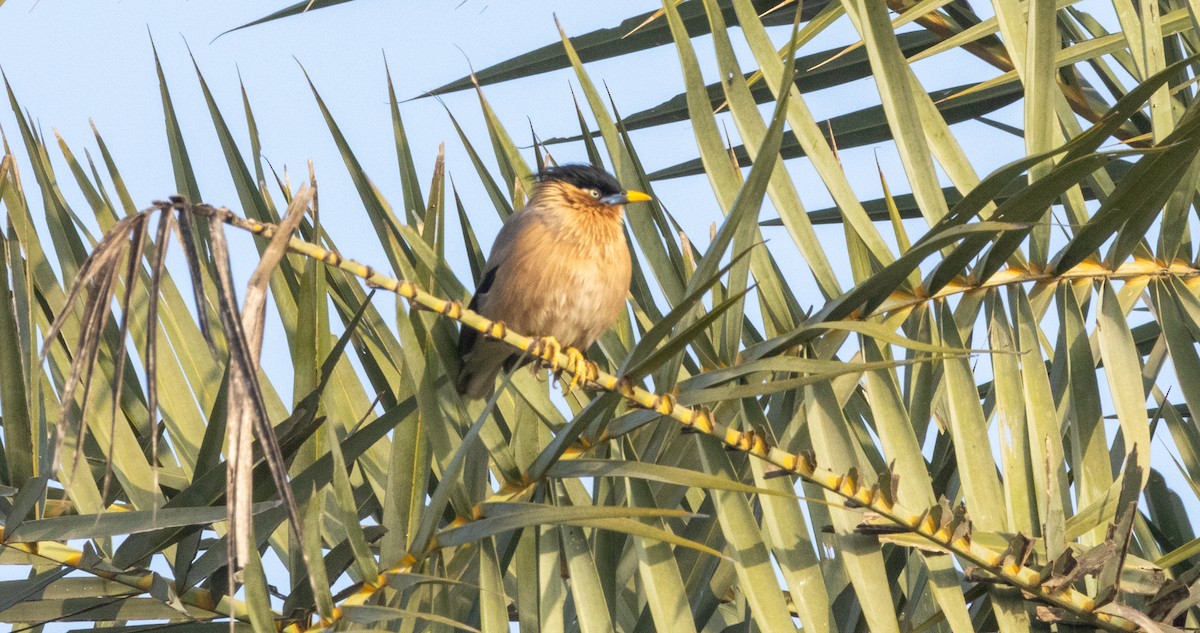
456;164;652;399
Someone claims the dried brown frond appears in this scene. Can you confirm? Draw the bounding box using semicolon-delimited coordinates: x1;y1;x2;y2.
45;187;314;590
210;185;312;569
45;211;146;478
171;199;216;351
101;212;151;504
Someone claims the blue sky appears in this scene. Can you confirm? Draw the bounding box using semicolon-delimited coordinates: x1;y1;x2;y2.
8;0;1175;616
0;0;1025;319
0;1;1149;479
0;0;1111;509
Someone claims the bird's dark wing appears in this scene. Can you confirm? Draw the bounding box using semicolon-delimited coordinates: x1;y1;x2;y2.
457;265;499;361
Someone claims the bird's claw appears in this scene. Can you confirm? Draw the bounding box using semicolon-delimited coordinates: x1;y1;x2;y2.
531;337;597;392
561;347;598;392
531;336;564;373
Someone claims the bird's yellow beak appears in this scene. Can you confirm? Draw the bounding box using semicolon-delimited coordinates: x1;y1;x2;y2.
602;190;653;206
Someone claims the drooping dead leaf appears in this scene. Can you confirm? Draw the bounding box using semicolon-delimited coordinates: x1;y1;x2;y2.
217;184;313;567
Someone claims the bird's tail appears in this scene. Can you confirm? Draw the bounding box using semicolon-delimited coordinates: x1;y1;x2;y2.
456;365;501;400
456;342;514;400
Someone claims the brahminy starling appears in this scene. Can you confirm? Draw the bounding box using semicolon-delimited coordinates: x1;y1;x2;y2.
456;164;652;399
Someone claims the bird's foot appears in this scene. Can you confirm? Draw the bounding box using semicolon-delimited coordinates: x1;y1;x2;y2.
561;347;599;392
531;337;598;391
531;336;564;372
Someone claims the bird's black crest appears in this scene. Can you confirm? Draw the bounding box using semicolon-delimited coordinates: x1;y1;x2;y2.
538;164;623;197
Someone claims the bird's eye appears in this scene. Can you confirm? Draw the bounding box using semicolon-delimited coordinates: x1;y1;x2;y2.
589;188;601;199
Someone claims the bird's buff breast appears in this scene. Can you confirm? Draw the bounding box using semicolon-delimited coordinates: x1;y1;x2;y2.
482;220;631;349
